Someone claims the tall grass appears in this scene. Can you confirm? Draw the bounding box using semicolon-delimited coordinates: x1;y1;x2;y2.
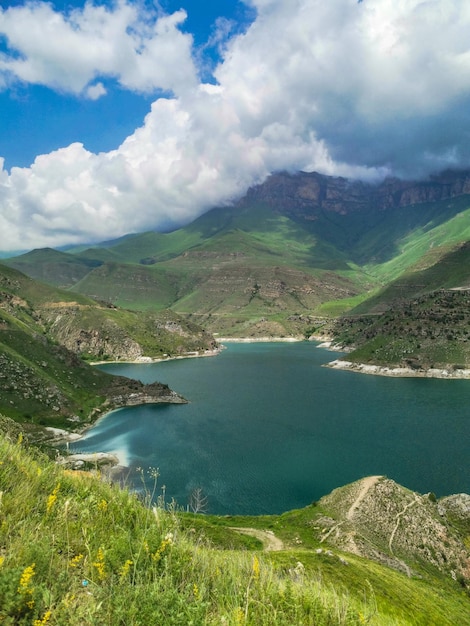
0;433;380;625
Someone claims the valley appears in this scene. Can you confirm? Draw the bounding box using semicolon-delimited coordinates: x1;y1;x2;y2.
4;169;470;372
2;169;470;430
0;169;469;624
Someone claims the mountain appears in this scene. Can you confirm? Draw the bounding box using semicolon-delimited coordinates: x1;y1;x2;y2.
2;247;103;288
323;242;470;372
0;263;217;427
4;169;470;343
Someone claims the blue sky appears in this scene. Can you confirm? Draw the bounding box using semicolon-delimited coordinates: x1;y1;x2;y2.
0;0;255;168
1;0;470;252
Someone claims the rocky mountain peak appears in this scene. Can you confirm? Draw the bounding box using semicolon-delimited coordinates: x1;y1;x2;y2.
240;169;470;218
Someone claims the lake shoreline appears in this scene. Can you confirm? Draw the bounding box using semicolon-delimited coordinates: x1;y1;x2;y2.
89;346;222;366
218;336;303;343
56;341;470;508
87;337;470;380
47;348;223;465
326;359;470;379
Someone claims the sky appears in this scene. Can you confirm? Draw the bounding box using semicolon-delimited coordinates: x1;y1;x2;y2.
1;0;470;253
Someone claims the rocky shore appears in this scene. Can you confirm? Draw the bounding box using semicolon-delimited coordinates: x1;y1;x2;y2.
90;346;222;365
218;337;302;343
326;359;470;379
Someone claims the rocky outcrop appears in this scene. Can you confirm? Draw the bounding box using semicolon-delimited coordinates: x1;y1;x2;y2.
439;493;470;519
42;307;143;360
241;169;470;218
326;359;470;379
36;304;219;362
100;377;187;412
317;477;470;582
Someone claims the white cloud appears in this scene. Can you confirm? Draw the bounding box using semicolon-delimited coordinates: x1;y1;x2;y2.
86;82;107;100
0;1;197;96
3;0;470;251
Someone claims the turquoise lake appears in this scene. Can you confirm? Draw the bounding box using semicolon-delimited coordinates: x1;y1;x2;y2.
69;342;470;515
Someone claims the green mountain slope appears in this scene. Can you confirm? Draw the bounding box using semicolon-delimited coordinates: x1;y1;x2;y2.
3;247;103;289
5;171;470;340
303;194;470;268
328;243;470;370
0;311;183;429
329;289;470;371
0;262;217;360
65;205;373;336
351;240;470;315
0;264;219;426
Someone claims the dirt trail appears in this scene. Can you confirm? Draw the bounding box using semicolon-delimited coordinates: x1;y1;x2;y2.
346;476;383;521
389;493;421;554
230;527;284;551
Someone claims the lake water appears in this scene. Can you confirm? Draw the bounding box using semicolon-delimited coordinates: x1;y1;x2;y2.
69;342;470;515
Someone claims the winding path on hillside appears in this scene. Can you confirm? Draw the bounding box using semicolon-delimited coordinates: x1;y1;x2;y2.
230;527;284;551
346;475;383;521
388;494;421;554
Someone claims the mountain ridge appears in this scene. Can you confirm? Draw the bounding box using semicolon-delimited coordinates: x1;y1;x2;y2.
3;168;470;362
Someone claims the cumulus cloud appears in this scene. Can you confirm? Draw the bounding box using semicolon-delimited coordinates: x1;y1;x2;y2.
0;1;197;96
2;0;470;251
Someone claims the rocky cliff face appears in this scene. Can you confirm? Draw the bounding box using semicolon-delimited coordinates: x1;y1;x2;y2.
44;306;144;361
36;304;218;362
241;169;470;218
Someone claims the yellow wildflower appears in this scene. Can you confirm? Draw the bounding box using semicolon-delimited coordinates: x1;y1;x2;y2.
33;610;52;626
119;559;133;581
193;583;199;600
97;499;108;512
0;556;4;568
234;607;245;625
152;536;173;563
62;593;76;609
69;554;84;568
46;483;60;513
92;547;106;581
252;555;260;579
18;563;35;593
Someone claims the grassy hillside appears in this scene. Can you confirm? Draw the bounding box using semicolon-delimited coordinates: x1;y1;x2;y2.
2;248;102;289
0;264;214;428
4;174;470;342
330;289;470;370
324;242;470;370
63;206;372;337
0;421;468;625
0;262;217;360
350;241;470;315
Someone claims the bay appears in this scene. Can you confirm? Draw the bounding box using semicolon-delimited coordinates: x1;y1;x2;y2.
69;342;470;515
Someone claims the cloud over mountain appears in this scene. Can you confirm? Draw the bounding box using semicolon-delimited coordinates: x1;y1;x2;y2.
1;0;470;251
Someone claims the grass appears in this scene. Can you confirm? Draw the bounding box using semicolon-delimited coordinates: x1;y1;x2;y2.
0;324;107;425
331;289;470;368
0;420;468;625
0;263;214;425
0;430;381;625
